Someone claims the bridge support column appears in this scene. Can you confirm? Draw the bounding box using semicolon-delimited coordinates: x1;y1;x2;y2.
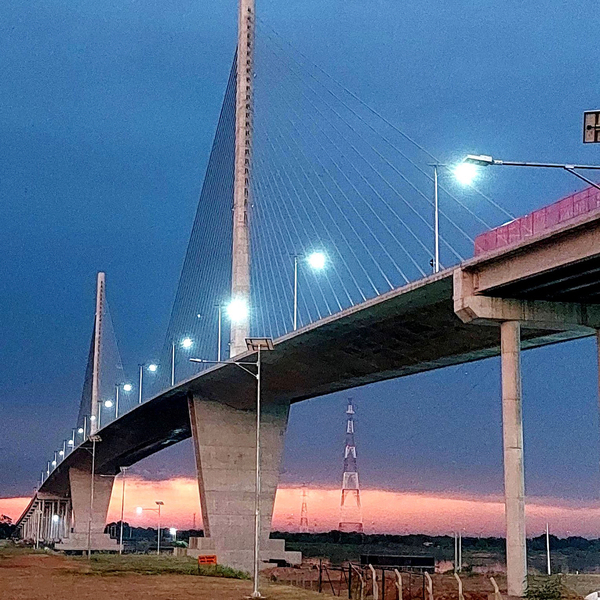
55;467;120;552
188;396;300;572
501;321;527;597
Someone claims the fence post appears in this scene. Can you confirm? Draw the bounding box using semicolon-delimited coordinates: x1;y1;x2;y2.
394;569;403;600
425;572;433;600
369;565;379;600
490;577;503;600
454;572;464;600
319;559;323;593
348;564;352;599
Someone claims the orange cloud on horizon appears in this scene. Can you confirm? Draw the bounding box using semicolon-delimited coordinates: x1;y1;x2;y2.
2;478;599;538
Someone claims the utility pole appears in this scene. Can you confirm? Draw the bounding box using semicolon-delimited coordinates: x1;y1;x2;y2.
546;523;551;575
230;0;254;357
90;273;105;434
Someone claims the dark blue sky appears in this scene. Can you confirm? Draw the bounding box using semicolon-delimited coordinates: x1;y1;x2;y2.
1;0;599;505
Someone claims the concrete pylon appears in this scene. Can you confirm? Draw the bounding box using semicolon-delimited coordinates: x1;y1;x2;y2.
55;467;120;552
187;396;300;572
230;0;254;357
500;321;527;597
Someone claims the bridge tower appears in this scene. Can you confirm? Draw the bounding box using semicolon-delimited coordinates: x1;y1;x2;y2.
339;399;363;533
90;271;105;434
230;0;254;357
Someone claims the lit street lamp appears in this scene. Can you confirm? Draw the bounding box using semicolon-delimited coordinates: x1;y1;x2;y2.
293;252;326;330
98;400;113;429
170;527;177;543
461;154;600;190
429;163;478;274
190;336;274;599
171;338;193;386
137;501;164;554
114;382;133;419
138;363;158;404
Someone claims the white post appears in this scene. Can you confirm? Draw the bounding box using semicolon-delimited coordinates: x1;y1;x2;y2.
425;571;434;600
293;255;298;330
252;346;262;598
455;572;464;600
115;385;120;419
157;504;161;555
230;0;254;357
545;523;551;575
83;417;88;440
369;565;378;600
217;306;222;362
433;165;440;273
138;365;143;404
119;468;127;554
171;342;175;387
459;530;462;572
501;321;527;597
454;531;458;572
91;272;105;434
394;569;403;600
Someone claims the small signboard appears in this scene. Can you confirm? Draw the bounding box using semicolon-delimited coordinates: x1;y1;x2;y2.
584;110;600;143
198;554;218;566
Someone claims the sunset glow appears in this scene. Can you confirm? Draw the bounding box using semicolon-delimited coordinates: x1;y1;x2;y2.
3;476;599;538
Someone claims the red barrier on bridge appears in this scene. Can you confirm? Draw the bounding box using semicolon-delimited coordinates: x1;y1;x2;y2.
474;185;600;256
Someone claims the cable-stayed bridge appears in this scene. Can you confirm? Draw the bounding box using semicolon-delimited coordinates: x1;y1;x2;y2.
15;2;600;596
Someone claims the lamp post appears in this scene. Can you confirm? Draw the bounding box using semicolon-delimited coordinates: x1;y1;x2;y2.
293;252;326;330
461;154;600;190
86;434;102;558
118;466;129;555
138;363;158;404
429;163;478;273
217;305;223;362
171;338;193;386
114;383;133;419
137;501;164;554
190;336;274;599
98;400;113;430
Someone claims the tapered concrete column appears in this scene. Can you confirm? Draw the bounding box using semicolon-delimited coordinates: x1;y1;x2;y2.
54;467;120;552
500;321;527;597
188;396;290;572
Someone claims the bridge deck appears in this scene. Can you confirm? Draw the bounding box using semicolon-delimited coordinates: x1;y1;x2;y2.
38;267;590;498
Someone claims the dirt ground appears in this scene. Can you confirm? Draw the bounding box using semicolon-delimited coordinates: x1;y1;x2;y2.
0;552;323;600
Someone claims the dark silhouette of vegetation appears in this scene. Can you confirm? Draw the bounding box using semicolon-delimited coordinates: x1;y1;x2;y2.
0;515;16;539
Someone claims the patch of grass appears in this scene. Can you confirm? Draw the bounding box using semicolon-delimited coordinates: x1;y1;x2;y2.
0;544;49;558
73;554;249;579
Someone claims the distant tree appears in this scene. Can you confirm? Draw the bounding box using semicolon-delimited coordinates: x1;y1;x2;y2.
0;515;16;539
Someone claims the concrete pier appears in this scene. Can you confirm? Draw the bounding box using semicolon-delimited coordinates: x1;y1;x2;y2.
187;396;300;571
55;467;119;552
500;321;527;597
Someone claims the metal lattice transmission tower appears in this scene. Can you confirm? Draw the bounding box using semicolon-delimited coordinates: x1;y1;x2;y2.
299;487;309;533
339;399;363;533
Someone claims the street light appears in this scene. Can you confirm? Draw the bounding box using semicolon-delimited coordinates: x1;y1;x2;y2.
293;252;327;330
226;298;248;323
138;363;158;404
98;400;113;429
137;502;164;554
170;527;177;542
114;383;133;419
461;154;600;190
171;338;193;386
190;336;274;599
118;466;129;555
